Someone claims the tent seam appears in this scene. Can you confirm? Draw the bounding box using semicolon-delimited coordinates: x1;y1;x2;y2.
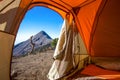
0;0;15;12
89;0;108;56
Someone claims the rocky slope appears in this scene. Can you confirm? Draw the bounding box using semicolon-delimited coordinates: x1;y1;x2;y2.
13;31;52;56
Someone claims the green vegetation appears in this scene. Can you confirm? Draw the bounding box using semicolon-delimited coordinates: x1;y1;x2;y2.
51;38;58;49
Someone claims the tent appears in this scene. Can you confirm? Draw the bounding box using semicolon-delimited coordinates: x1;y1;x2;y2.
0;0;120;80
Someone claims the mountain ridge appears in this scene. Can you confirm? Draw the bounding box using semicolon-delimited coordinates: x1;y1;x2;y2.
13;31;53;56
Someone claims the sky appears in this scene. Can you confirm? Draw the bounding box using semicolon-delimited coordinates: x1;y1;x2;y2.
15;6;63;45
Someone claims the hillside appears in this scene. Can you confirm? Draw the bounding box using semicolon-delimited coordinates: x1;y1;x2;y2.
13;31;52;56
11;50;54;80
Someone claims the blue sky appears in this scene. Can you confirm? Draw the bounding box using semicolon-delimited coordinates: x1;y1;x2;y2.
15;6;63;44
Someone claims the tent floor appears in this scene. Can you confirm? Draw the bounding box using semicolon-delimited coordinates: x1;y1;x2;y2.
68;64;120;80
68;71;101;80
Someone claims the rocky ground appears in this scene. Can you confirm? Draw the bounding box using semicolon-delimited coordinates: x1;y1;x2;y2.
11;50;54;80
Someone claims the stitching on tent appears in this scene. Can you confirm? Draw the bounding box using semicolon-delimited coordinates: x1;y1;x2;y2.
0;0;15;12
60;0;96;8
31;2;69;13
89;0;108;55
0;30;14;35
50;0;71;13
77;0;96;8
60;0;73;8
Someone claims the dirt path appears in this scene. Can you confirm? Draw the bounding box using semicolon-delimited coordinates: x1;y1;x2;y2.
11;50;54;80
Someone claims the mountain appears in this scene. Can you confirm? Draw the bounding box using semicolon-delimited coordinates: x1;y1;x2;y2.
13;31;52;56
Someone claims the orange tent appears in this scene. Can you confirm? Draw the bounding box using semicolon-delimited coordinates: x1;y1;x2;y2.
0;0;120;80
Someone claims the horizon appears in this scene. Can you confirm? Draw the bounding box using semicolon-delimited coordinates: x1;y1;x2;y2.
15;6;63;45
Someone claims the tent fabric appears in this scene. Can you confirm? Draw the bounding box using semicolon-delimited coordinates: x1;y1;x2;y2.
91;57;120;71
91;0;120;56
0;0;21;33
0;31;15;80
48;16;84;80
81;64;120;79
77;0;103;54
